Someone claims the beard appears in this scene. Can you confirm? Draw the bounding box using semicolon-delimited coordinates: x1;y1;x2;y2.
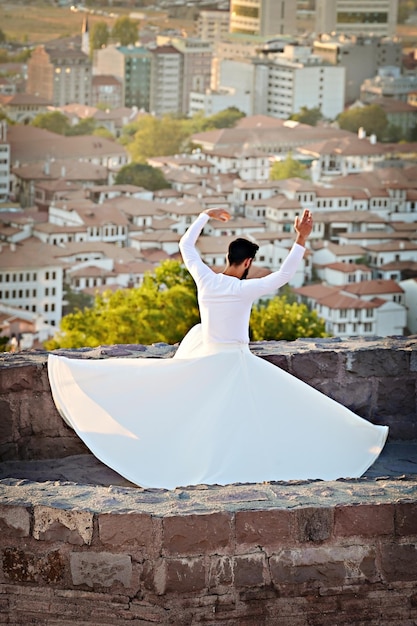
240;268;249;280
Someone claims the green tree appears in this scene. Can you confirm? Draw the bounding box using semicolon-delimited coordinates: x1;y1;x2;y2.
115;162;171;191
250;296;328;341
289;106;322;126
66;117;97;136
337;104;388;140
111;16;139;46
126;115;188;162
90;21;109;57
0;29;6;44
45;261;199;349
270;154;309;180
32;111;71;135
62;283;94;317
93;126;116;140
205;107;245;129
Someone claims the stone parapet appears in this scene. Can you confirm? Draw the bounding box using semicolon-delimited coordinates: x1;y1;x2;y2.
0;337;416;624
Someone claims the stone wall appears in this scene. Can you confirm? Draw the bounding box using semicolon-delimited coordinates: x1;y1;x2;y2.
0;481;417;624
0;337;417;625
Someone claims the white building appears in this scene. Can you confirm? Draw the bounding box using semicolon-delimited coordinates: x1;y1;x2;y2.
196;10;230;43
0;121;10;202
229;0;297;37
189;87;251;117
315;0;398;37
0;239;64;329
294;280;406;337
399;277;417;334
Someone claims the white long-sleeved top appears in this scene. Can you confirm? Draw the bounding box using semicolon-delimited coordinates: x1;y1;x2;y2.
179;213;305;345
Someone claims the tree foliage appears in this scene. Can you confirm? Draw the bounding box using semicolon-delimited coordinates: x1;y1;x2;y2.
270;154;309;181
90;21;109;56
250;296;328;341
125;115;189;163
289;106;322;126
45;261;200;349
115;162;171;191
111;16;139;46
337;104;388;140
66;117;97;136
32;111;71;135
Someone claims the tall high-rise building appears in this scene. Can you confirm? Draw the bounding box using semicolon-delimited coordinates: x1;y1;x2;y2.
229;0;297;37
315;0;398;37
149;46;183;116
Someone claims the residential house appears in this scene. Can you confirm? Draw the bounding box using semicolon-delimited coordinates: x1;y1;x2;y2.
91;75;123;109
318;262;372;285
293;279;406;338
0;93;52;124
48;196;129;246
13;159;108;208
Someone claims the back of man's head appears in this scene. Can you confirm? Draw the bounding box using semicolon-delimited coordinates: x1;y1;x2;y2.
227;238;259;266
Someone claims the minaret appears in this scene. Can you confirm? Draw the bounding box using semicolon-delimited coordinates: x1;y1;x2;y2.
82;15;89;56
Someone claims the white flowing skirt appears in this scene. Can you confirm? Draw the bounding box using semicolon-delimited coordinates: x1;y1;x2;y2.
48;329;388;490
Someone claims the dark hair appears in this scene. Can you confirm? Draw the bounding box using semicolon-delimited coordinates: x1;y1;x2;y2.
227;238;259;266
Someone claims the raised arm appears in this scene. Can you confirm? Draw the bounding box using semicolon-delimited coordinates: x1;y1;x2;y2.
179;210;231;282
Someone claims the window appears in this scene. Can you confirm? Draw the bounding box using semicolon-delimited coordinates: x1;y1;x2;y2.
338;323;346;333
366;308;373;318
340;309;348;318
364;322;373;332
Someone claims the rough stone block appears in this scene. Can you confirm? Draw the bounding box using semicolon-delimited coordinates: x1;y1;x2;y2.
208;555;233;589
380;543;417;581
316;378;373;416
162;512;232;556
291;351;340;381
233;553;266;587
270;551;346;586
98;512;156;551
33;506;94;545
395;503;417;536
0;505;30;538
296;507;333;543
346;349;410;377
376;378;416;417
334;503;394;537
2;547;65;584
235;509;293;552
162;557;206;594
259;354;290;373
70;552;132;588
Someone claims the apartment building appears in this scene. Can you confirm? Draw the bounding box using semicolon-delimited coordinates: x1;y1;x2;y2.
315;0;398;37
361;66;417;103
0;239;64;329
170;38;212;116
313;34;402;104
149;46;183;117
196;10;230;43
26;44;92;107
94;45;151;110
0;121;10;202
230;0;297;37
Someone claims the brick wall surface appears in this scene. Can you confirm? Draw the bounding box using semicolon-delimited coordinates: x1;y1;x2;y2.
0;501;416;624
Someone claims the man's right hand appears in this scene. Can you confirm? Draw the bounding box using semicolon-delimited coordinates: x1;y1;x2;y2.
203;208;231;222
